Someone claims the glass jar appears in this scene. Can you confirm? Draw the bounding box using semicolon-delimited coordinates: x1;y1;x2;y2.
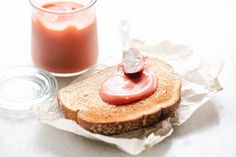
29;0;98;76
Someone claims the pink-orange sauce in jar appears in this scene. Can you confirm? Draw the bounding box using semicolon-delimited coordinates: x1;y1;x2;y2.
30;0;98;76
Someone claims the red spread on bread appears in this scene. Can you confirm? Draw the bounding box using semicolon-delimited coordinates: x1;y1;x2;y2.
99;58;158;105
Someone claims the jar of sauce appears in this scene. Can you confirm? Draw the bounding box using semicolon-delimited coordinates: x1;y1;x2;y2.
29;0;98;76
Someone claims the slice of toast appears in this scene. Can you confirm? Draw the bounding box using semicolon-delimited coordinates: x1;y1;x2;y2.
57;57;181;135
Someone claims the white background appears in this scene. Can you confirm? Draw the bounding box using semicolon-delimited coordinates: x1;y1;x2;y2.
0;0;236;157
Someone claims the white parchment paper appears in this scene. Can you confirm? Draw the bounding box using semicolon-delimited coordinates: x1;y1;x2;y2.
33;40;223;155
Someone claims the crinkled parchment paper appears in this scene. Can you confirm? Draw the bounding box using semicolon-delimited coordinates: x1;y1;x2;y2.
33;40;223;155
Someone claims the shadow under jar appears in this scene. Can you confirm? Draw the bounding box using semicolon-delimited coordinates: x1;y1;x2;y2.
29;0;98;77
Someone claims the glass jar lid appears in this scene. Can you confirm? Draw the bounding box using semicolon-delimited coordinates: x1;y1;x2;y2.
0;66;58;118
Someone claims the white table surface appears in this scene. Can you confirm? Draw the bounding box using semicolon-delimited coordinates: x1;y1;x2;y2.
0;0;236;156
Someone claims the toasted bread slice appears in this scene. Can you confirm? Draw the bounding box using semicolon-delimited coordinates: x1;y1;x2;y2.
57;57;181;135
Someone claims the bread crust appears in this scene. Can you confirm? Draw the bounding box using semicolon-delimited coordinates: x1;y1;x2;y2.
58;97;77;122
58;57;182;135
78;107;161;135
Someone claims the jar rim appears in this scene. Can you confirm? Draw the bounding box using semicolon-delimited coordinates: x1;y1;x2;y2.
29;0;97;14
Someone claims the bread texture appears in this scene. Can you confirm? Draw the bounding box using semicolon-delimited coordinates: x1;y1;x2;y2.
57;57;181;135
